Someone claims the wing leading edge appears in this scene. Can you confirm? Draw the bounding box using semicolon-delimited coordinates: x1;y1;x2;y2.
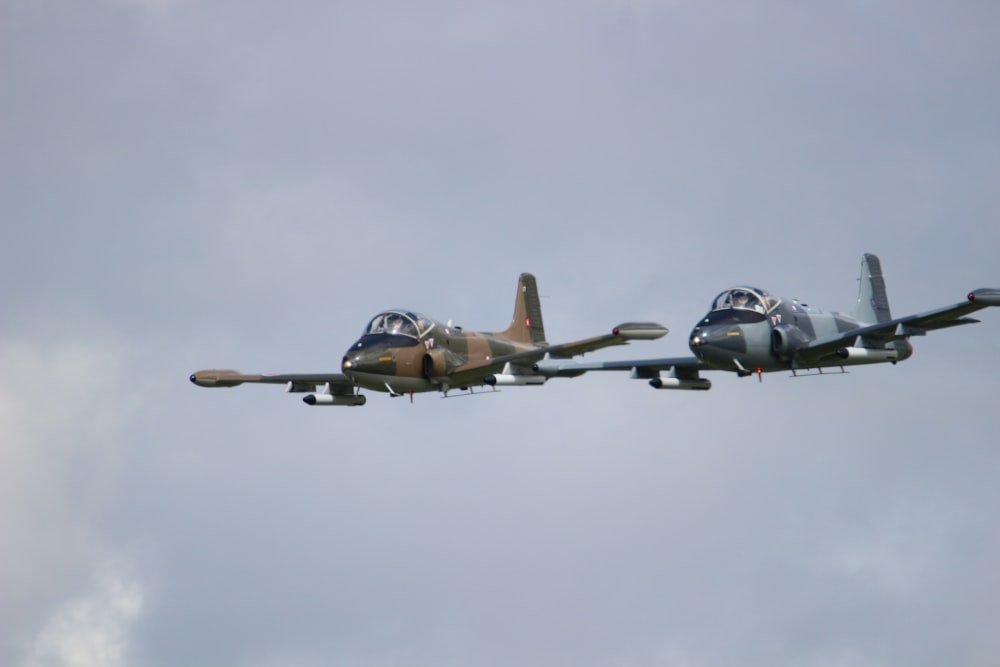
190;370;360;403
533;356;711;390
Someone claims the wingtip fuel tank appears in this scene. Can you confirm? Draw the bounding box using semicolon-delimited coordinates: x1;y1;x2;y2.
612;322;669;340
190;370;247;387
968;288;1000;306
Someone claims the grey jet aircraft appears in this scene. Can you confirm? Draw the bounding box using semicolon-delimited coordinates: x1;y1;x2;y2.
190;273;667;406
534;253;1000;390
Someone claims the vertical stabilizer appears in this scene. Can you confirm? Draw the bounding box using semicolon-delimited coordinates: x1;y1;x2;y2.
853;253;892;324
499;273;547;344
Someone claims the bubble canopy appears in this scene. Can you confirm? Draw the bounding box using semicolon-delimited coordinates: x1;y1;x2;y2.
709;286;781;315
363;310;434;340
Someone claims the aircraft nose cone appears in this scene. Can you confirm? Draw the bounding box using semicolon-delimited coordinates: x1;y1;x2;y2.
690;327;712;349
343;353;367;373
689;325;746;362
342;346;395;376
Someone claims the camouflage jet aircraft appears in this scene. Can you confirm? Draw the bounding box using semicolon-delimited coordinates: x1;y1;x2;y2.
190;273;667;406
534;253;999;390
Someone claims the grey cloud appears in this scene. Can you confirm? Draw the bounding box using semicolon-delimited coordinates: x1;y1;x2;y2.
3;1;1000;666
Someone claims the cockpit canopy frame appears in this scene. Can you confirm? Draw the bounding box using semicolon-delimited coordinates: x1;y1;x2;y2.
363;310;434;340
710;286;781;315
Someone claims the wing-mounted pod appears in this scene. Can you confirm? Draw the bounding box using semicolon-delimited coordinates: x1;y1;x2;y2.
303;381;367;406
649;376;711;390
484;362;547;387
303;393;367;406
484;374;547;386
835;347;899;362
646;366;711;391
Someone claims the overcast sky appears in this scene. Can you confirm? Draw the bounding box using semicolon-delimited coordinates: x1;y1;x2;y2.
3;1;1000;666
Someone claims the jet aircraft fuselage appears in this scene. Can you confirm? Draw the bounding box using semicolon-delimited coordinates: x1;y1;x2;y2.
342;309;547;394
189;273;667;406
533;253;999;390
688;286;914;375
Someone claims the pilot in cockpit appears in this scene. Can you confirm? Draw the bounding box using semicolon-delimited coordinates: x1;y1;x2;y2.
732;291;749;308
386;314;404;334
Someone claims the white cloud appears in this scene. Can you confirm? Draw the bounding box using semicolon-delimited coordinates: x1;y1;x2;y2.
0;330;142;666
18;557;144;667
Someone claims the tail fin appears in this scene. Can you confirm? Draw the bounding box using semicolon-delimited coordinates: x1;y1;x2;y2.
499;273;547;344
852;253;892;324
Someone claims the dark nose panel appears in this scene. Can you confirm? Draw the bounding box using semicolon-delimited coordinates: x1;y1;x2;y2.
342;341;396;375
689;326;747;356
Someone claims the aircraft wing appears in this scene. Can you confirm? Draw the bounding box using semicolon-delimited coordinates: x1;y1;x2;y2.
190;369;364;405
443;322;669;387
534;355;705;377
533;355;713;390
542;321;669;358
800;288;1000;362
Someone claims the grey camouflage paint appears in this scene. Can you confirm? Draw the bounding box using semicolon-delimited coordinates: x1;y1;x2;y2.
537;254;1000;389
